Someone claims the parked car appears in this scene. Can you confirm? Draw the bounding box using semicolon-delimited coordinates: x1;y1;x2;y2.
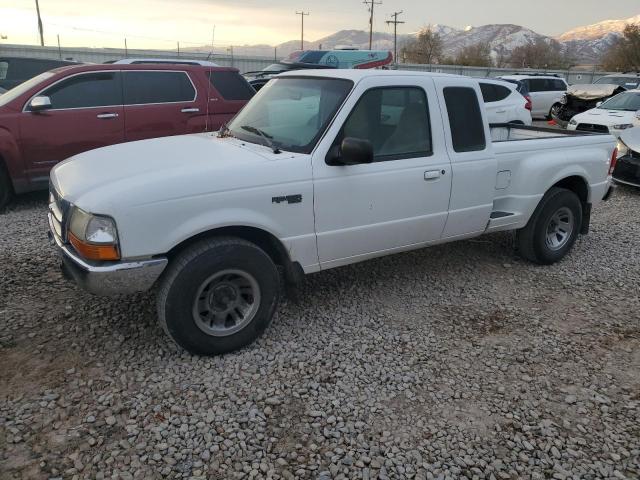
0;63;254;208
478;79;532;125
245;62;335;91
567;89;640;136
593;73;640;90
551;84;626;128
612;127;640;188
0;56;80;91
498;73;567;119
244;49;393;91
48;69;615;355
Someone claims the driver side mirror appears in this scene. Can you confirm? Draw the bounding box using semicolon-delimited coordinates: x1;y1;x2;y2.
30;95;52;112
326;137;374;166
596;101;603;107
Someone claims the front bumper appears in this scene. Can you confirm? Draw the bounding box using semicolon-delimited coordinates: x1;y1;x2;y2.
612;153;640;188
48;213;167;296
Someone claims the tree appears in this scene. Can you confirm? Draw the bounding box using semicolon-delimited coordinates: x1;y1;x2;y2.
508;38;568;69
400;27;443;64
453;42;493;67
602;24;640;71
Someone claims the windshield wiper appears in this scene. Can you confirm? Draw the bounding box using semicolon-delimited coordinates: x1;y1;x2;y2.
240;125;281;154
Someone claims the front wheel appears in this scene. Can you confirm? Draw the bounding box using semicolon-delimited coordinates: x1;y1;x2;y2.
516;187;582;264
157;237;280;355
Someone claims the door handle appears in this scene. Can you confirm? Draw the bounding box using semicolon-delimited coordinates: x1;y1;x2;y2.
424;170;442;180
97;113;118;119
496;110;507;114
181;107;200;113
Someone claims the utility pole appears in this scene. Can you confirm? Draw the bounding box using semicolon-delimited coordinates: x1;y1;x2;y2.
35;0;44;46
57;34;61;59
385;10;404;64
295;11;309;50
363;0;382;50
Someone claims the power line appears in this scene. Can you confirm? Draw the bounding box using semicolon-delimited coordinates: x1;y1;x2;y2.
363;0;382;50
295;11;309;50
385;10;404;64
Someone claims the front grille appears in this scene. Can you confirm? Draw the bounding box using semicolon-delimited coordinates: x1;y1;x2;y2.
576;123;609;134
48;187;71;243
613;153;640;186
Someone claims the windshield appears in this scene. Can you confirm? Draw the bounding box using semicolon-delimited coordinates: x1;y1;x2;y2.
598;91;640;111
594;76;640;89
227;77;353;154
0;71;54;107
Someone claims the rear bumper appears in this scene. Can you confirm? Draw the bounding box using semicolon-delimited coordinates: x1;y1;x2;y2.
48;213;167;296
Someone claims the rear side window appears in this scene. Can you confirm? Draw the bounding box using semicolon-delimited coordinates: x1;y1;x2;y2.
209;71;255;100
123;71;195;105
40;72;122;109
480;83;511;103
443;87;486;153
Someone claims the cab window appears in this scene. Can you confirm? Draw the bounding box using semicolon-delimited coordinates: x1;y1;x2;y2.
339;86;432;161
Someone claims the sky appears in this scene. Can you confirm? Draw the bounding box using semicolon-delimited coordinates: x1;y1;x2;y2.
0;0;639;50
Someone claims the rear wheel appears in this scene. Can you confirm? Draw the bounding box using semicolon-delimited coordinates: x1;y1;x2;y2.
516;187;582;264
548;103;562;121
0;163;13;211
157;237;280;355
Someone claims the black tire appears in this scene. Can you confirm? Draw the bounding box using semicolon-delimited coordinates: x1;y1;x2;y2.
547;103;561;121
0;163;13;211
157;236;280;355
516;187;582;265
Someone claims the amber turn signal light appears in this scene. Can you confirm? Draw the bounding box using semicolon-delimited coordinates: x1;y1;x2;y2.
69;232;120;261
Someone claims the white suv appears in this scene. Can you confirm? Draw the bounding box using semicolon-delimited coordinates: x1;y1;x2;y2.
478;79;532;125
499;74;567;120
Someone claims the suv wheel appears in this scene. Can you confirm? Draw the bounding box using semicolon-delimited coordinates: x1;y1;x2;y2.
516;187;582;264
157;237;280;355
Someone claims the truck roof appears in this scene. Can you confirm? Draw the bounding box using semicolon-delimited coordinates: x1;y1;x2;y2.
277;69;463;81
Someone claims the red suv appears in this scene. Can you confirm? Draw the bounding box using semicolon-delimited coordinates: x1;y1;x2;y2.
0;63;255;208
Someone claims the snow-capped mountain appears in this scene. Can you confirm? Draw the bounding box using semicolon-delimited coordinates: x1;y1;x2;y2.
212;13;640;64
557;14;640;41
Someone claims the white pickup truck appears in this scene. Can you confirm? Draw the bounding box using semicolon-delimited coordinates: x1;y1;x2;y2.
48;70;616;355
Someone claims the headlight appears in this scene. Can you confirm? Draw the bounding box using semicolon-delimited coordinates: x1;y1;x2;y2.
68;207;120;261
611;124;634;130
569;118;578;126
616;139;630;158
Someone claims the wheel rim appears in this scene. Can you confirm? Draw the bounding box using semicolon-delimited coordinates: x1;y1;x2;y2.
545;206;574;251
192;269;261;337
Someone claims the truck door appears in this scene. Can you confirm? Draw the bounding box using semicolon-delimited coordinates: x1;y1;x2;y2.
311;76;452;269
434;78;497;238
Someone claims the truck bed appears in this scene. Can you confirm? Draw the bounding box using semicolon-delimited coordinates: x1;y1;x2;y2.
490;123;607;142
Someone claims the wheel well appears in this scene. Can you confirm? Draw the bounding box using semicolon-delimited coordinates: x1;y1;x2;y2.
0;154;14;194
552;176;588;206
166;226;307;286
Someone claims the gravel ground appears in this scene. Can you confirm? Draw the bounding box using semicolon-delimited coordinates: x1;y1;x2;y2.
1;187;639;480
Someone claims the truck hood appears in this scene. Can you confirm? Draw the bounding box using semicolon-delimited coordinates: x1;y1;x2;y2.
572;108;639;127
51;133;295;211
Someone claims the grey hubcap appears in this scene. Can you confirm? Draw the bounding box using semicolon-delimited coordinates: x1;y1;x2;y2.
192;269;261;337
545;207;574;251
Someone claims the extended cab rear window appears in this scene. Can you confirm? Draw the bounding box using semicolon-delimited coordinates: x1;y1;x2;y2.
209;71;255;100
443;87;486;153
